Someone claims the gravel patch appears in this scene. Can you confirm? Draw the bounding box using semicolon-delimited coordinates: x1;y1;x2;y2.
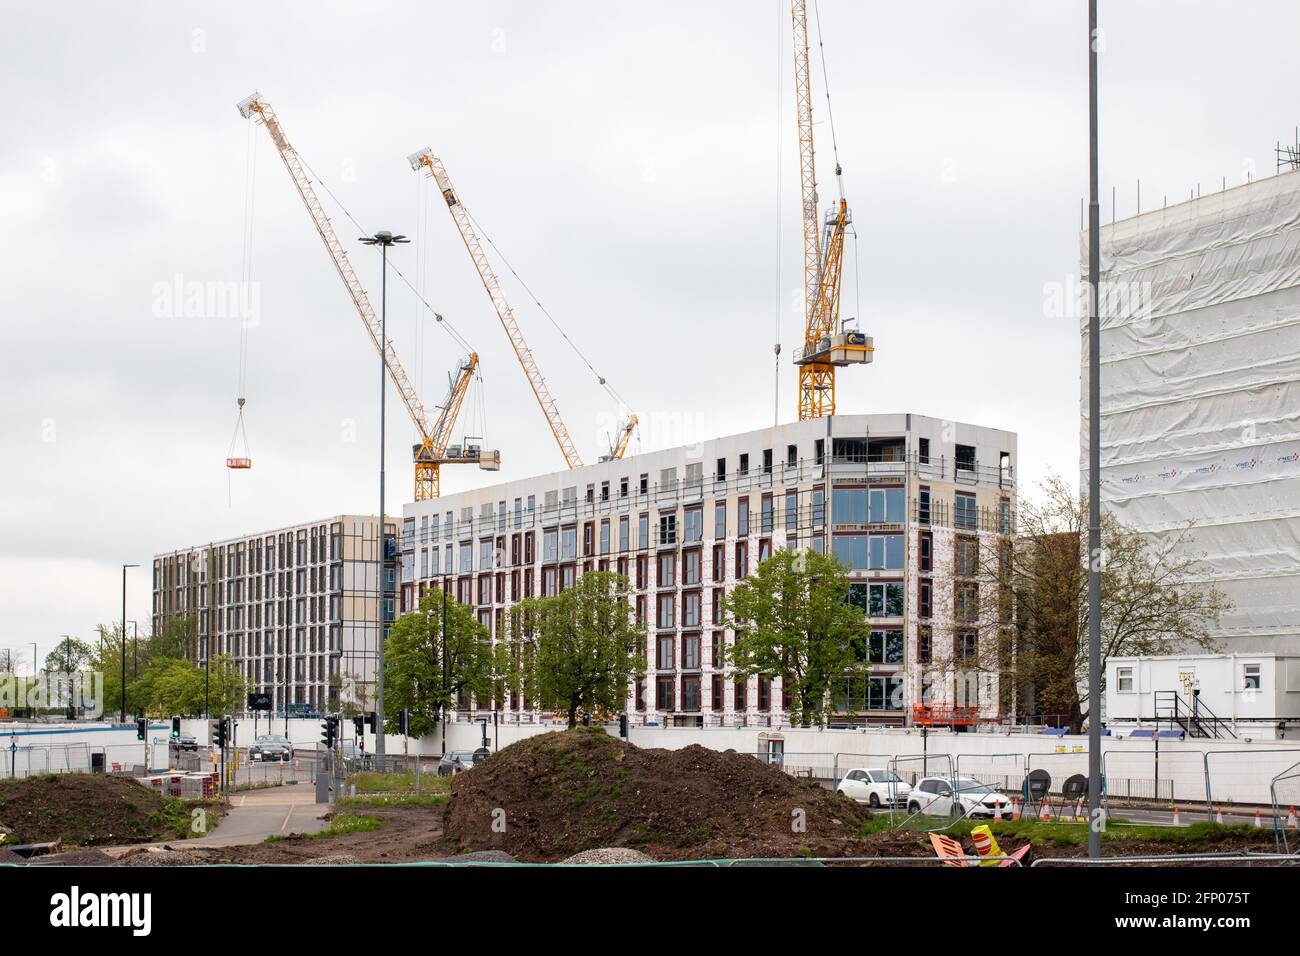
560;847;656;865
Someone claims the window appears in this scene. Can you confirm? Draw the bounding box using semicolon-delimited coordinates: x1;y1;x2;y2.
656;635;675;670
918;626;932;664
735;541;748;579
638;513;649;548
601;481;610;502
583;522;594;557
682;592;701;628
918;437;930;465
656;675;675;711
999;497;1012;534
620;477;629;498
957;631;978;662
832;488;868;524
600;520;610;555
619;515;630;552
458;542;472;574
955;536;978;576
1243;663;1261;691
711;674;724;711
681;675;701;711
812;487;824;528
561;526;577;561
712;588;724;625
712;544;725;582
656;594;675;629
919;531;932;572
787;444;797;467
918;579;932;618
832;534;903;570
716;457;726;481
869;487;905;523
785;491;797;531
955;492;978;530
918;485;931;525
714;501;726;539
738;498;750;537
758;676;772;710
640;474;649;495
543;529;558;563
682;549;701;586
657;552;675;587
659;514;677;546
762;449;773;474
684;507;703;543
739;453;749;476
734;677;747;710
636;555;647;589
760;495;774;533
955;583;979;622
686;461;702;491
864;581;905;617
1116;666;1135;693
956;443;976;472
682;633;700;669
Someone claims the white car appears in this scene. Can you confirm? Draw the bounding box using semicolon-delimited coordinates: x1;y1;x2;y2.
907;776;1011;819
836;768;912;808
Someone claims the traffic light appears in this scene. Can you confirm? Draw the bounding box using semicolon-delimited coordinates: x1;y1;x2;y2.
619;713;628;739
212;716;229;749
136;717;148;741
352;715;364;738
321;715;338;748
171;716;181;739
399;710;410;736
366;711;377;734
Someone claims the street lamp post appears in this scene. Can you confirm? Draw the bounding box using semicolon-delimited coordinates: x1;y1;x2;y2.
359;229;408;758
1086;0;1103;859
121;563;139;723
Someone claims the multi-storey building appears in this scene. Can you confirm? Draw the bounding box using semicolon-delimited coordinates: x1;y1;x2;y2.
152;515;398;714
402;414;1016;727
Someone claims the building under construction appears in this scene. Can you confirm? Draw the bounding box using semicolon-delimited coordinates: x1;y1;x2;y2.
401;413;1016;727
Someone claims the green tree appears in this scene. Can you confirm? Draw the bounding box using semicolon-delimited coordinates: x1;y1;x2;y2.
974;473;1230;732
511;571;645;729
45;637;95;674
722;548;867;727
382;591;494;737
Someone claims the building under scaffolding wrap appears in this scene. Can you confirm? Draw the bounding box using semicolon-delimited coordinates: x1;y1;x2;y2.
1083;169;1300;653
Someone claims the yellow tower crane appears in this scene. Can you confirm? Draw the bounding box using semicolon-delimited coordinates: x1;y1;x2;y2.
236;92;498;499
790;0;873;421
408;147;637;468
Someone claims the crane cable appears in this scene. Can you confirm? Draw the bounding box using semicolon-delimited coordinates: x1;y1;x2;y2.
229;114;258;481
773;0;785;426
298;155;478;359
462;205;632;414
812;0;845;199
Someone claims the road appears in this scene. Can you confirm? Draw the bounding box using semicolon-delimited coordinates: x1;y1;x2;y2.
186;783;330;845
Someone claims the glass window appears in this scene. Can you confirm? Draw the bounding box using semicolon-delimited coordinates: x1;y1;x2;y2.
543;530;558;563
600;520;610;555
714;501;726;539
657;553;675;587
684;508;702;543
657;594;675;629
683;549;701;586
683;593;701;629
761;497;773;533
738;498;750;537
812;488;825;528
619;515;630;552
785;491;797;530
832;488;868;524
955;492;978;530
638;513;649;548
458;542;472;574
479;538;494;571
659;514;677;546
1243;664;1261;691
1117;666;1134;693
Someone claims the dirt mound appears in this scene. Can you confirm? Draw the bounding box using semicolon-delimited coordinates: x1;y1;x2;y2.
0;774;190;847
444;728;873;861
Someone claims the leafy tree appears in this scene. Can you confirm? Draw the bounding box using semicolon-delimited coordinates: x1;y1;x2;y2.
382;591;494;737
972;473;1230;732
46;637;94;674
510;571;645;728
721;548;867;727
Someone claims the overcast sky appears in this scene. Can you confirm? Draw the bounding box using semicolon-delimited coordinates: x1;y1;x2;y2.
3;0;1298;670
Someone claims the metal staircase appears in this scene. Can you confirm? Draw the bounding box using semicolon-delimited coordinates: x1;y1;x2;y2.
1153;690;1237;739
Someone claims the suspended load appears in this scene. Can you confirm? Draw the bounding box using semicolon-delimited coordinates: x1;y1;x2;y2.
227;397;252;469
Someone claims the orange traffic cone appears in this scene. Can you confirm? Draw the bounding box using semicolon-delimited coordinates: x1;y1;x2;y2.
994;801;1003;823
1288;806;1297;830
1215;807;1225;824
1039;801;1052;821
1010;798;1022;821
1171;805;1181;826
1075;798;1086;822
1254;809;1263;828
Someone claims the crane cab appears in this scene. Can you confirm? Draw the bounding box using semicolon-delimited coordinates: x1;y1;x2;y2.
794;331;874;367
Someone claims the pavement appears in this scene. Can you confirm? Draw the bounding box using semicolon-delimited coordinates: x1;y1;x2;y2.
185;783;330;846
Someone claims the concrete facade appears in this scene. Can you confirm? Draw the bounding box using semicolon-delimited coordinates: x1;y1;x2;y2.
152;515;398;715
401;413;1017;727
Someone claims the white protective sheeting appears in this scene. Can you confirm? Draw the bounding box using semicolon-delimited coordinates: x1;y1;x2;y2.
1081;170;1300;648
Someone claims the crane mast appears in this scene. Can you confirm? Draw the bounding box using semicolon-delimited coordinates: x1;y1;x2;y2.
789;1;872;421
408;148;585;470
237;93;496;499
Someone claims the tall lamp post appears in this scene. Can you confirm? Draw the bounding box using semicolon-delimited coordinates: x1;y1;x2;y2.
1086;0;1103;860
359;229;408;757
121;563;139;722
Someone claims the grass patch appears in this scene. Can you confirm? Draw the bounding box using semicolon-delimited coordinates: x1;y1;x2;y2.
345;771;449;795
858;814;1274;846
265;811;383;843
336;793;447;808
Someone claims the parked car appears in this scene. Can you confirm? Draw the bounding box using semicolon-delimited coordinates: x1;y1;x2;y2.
437;750;486;776
836;768;912;808
339;742;371;772
249;734;293;762
170;733;198;753
907;776;1011;819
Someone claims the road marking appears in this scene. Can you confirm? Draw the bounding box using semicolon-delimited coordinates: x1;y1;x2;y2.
279;806;294;833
